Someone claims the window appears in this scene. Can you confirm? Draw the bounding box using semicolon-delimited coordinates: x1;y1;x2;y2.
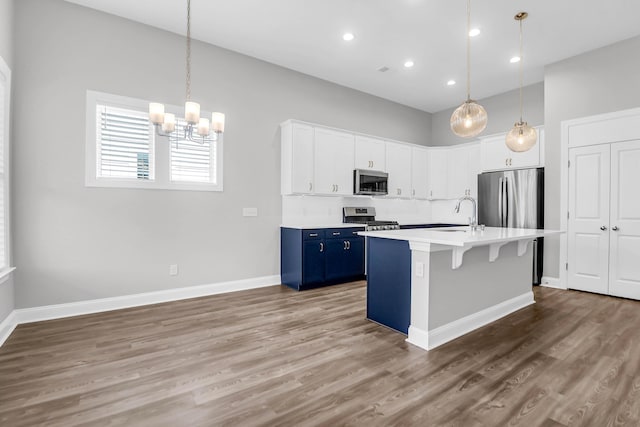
0;57;11;273
86;91;223;191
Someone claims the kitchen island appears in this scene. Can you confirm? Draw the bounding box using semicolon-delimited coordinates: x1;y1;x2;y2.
359;226;562;350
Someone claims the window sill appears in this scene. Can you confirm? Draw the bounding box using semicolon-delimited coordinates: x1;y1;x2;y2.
0;267;16;285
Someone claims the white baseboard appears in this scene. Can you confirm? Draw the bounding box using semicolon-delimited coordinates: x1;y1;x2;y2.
425;291;535;350
0;311;17;347
406;325;429;350
540;276;565;290
0;275;281;346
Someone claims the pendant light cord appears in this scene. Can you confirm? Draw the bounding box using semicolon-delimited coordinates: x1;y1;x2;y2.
186;0;191;101
466;0;471;101
518;17;523;123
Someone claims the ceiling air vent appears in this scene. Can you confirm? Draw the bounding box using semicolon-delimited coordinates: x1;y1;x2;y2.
377;66;390;73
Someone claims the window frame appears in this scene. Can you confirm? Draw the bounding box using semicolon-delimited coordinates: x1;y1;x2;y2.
85;90;223;192
0;56;12;278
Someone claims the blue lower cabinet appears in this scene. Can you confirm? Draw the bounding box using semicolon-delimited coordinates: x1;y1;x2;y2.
281;227;365;290
366;237;411;334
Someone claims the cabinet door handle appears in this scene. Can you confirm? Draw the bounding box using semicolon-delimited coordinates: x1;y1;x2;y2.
505;158;508;166
600;225;607;231
309;182;312;191
320;242;324;252
336;184;339;192
347;240;351;249
343;241;347;250
412;189;415;196
430;190;433;197
612;226;619;231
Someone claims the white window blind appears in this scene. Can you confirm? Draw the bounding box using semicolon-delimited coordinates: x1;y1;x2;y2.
170;119;216;184
96;104;154;180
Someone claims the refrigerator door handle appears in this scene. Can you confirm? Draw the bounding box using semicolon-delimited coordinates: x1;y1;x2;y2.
504;176;509;227
498;177;504;227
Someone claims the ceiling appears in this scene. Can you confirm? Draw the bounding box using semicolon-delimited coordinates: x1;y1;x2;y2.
65;0;640;113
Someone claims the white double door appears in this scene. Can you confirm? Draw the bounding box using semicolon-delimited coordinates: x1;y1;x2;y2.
568;140;640;299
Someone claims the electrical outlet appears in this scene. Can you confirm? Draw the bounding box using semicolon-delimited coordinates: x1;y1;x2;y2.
169;264;179;276
415;262;424;278
242;207;258;217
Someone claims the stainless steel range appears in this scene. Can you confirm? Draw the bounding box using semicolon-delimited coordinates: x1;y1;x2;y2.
342;207;400;231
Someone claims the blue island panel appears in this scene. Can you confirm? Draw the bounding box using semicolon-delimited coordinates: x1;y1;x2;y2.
366;237;411;334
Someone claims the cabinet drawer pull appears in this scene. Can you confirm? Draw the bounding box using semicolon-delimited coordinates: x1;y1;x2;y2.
309;233;318;237
343;240;348;250
347;241;351;249
332;232;341;236
320;242;324;252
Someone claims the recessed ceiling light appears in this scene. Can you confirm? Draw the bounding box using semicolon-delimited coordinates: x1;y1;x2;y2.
510;56;521;63
469;28;481;37
447;80;456;86
404;60;414;68
342;33;355;41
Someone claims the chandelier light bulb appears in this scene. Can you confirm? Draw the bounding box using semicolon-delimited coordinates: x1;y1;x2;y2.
149;103;165;124
162;113;176;133
211;112;225;133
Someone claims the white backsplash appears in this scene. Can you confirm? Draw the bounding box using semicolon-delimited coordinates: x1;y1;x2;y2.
430;199;475;225
282;195;433;226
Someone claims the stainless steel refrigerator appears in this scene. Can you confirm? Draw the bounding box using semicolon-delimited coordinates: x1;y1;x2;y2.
478;167;544;285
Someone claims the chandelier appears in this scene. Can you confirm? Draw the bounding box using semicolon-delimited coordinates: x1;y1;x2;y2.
148;0;225;142
450;0;487;138
505;12;536;152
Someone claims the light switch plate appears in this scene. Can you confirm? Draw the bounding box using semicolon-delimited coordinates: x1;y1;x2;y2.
243;207;258;217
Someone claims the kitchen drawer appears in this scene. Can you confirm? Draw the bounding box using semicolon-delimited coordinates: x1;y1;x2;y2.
302;229;325;240
325;227;364;239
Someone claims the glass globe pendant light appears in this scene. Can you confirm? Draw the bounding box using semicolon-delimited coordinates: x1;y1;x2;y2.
506;12;537;152
450;0;487;138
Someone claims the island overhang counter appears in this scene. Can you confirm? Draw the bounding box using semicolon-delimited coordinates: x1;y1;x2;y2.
358;226;563;351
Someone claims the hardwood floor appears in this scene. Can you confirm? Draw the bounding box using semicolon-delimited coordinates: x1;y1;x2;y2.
1;282;639;426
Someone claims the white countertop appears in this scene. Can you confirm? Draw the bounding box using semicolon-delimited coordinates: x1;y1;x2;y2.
281;223;365;229
359;226;563;247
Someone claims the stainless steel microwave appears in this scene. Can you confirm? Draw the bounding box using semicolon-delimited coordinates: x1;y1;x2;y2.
353;169;388;195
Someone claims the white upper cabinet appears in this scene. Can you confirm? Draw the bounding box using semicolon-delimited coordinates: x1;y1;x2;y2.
385;142;412;199
427;149;448;200
314;127;355;196
447;145;469;198
355;135;386;171
446;143;481;199
281;121;314;195
411;146;429;199
480;127;544;172
467;144;481;198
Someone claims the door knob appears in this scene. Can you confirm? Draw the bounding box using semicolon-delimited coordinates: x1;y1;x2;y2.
612;226;619;231
600;226;607;231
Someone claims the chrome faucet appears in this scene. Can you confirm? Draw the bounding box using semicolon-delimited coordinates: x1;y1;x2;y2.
455;195;478;229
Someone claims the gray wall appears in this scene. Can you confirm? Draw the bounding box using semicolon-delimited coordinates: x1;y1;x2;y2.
543;35;640;278
0;0;13;324
13;0;431;308
430;82;544;146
